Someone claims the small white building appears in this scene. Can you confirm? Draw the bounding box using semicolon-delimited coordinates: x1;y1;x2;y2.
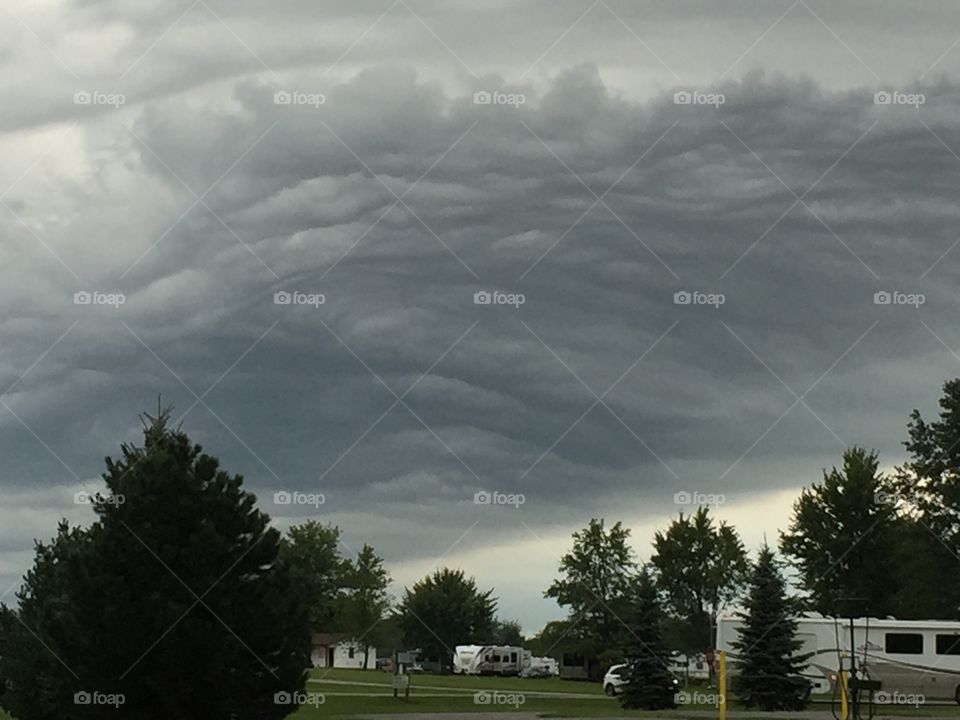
311;633;376;669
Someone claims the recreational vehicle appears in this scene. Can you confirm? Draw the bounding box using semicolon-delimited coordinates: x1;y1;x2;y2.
717;613;960;704
453;645;526;675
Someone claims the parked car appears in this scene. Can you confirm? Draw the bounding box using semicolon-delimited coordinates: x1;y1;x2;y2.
602;663;680;697
603;664;628;696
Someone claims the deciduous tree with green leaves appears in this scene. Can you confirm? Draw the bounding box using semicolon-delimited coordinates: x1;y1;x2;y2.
280;520;350;630
395;568;496;672
650;507;749;653
545;518;637;659
780;447;900;618
340;543;391;669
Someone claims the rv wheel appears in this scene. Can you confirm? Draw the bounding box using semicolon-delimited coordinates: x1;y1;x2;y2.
954;684;960;706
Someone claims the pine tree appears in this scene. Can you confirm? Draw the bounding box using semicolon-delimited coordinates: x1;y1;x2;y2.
732;545;811;710
0;410;312;720
619;568;677;710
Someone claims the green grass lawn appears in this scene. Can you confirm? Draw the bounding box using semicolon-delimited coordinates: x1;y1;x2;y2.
298;669;960;719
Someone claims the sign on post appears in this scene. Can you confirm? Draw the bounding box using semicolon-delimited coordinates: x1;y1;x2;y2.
392;673;410;699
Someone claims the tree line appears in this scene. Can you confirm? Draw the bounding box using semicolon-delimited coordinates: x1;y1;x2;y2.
536;378;960;710
3;378;960;717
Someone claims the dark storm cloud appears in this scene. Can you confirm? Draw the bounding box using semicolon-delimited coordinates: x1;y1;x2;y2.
6;0;960;626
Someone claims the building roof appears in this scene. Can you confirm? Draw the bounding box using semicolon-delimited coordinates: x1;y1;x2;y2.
312;632;349;646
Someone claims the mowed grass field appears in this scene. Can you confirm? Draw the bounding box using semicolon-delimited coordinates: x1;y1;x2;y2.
292;669;960;719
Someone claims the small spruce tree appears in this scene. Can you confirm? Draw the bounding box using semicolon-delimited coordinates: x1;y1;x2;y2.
619;568;677;710
732;544;811;710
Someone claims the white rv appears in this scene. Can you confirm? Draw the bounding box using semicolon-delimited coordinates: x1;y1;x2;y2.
717;613;960;703
453;645;526;675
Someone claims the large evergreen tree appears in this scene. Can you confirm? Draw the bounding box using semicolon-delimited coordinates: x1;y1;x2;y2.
732;545;810;711
0;411;311;720
619;569;677;711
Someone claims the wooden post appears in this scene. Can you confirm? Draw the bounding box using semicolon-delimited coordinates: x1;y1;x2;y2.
717;650;727;720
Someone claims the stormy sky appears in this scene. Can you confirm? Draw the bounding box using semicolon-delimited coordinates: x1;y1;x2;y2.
4;0;960;634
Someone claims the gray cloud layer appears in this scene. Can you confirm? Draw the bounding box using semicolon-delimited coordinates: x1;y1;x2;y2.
4;0;960;629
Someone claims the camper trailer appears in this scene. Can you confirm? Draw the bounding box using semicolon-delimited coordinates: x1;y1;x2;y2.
717;613;960;703
453;645;526;675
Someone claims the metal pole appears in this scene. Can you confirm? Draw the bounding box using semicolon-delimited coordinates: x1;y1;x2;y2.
718;650;726;720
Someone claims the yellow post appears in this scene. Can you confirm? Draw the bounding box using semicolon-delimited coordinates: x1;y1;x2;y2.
718;650;727;720
839;671;849;720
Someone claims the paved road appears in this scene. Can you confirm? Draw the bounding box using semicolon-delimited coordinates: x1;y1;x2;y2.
354;713;960;720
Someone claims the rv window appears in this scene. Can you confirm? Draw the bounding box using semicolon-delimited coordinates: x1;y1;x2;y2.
885;633;923;654
511;652;517;663
493;655;501;662
348;647;355;659
936;635;960;655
